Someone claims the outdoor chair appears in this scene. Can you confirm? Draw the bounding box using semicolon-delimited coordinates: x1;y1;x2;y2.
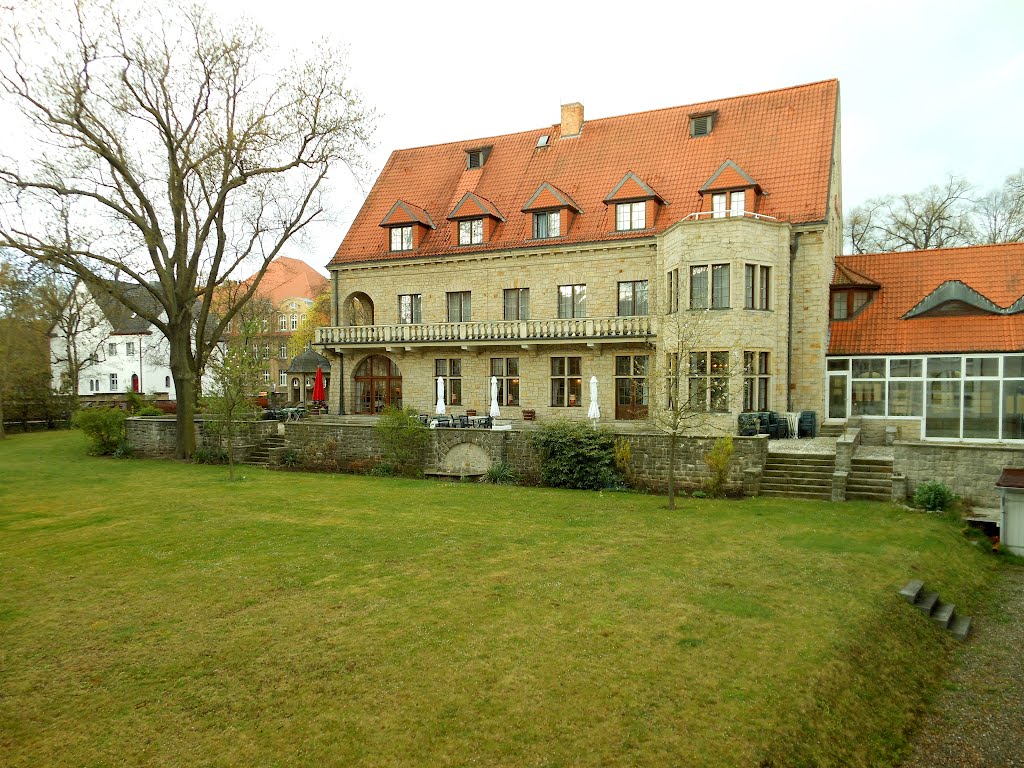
455;415;470;428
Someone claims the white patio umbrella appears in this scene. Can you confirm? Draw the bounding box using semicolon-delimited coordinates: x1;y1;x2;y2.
435;376;446;415
489;376;501;419
587;375;600;422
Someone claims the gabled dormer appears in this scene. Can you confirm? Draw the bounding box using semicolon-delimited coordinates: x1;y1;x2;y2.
604;172;665;232
379;200;435;253
830;263;879;320
522;182;582;240
447;192;505;246
699;160;762;218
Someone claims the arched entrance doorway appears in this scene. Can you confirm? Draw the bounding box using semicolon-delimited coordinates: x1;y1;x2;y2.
131;373;139;393
353;355;402;414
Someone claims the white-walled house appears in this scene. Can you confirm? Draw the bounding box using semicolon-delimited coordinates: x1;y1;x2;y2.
50;280;212;403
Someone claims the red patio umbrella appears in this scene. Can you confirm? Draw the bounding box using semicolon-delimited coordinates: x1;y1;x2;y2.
311;366;325;404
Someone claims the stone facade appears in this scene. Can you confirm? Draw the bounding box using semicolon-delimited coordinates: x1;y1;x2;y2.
893;441;1024;508
126;417;277;458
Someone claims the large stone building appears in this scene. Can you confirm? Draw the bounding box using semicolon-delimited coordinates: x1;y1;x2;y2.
318;80;843;426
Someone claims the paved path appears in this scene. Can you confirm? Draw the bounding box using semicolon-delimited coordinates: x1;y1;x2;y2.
901;566;1024;767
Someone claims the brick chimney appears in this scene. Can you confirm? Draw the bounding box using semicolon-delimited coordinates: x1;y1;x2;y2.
560;102;583;138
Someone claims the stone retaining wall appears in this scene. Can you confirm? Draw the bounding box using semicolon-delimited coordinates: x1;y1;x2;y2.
126;417;277;458
893;441;1024;507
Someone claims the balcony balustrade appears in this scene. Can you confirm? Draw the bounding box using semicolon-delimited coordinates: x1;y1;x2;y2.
316;315;655;347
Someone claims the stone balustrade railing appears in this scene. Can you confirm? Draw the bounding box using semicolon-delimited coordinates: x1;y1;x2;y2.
316;316;655;346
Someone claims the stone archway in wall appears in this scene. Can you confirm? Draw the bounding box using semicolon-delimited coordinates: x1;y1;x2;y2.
342;291;374;326
353;355;402;414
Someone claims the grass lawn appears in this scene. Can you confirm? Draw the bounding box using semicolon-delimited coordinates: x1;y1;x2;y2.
0;430;996;767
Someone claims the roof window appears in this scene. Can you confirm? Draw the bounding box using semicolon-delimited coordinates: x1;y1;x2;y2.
535;134;550;148
466;147;492;169
689;110;718;138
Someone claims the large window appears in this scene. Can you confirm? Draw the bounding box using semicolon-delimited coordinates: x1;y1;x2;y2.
742;351;770;411
458;219;483;245
533;211;560;239
688;351;730;412
503;288;529;320
446;291;471;322
712;190;745;218
550;356;582;407
744;264;771;310
617;280;649;316
690;264;730;309
831;290;872;319
398;294;422;324
355;355;403;414
829;354;1024;441
615;354;649;419
435;358;462;406
109;373;118;391
615;201;646;231
491;357;520;406
389;226;413;252
557;284;587;318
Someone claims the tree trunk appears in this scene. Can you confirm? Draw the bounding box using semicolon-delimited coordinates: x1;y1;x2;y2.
667;431;677;509
168;331;197;460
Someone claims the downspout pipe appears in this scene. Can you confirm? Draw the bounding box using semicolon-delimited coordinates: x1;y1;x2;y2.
787;231;803;413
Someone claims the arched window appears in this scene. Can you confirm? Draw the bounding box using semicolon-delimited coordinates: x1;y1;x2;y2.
353;356;402;414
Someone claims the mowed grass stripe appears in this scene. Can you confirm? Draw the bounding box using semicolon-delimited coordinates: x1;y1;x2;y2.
0;430;994;767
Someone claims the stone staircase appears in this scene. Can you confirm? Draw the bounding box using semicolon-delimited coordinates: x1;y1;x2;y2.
846;456;894;502
900;579;971;641
244;435;287;466
760;453;836;500
818;420;847;438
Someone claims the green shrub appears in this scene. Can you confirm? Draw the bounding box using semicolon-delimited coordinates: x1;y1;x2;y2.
136;406;164;417
531;420;620;490
914;480;956;511
482;461;517;485
193;446;228;465
613;437;636;487
280;449;301;468
301;440;339;472
703;435;734;498
368;463;396;477
691;489;708;499
72;408;127;455
112;440;134;459
374;407;430;475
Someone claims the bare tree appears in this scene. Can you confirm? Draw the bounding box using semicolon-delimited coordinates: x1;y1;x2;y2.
38;270;105;394
974;169;1024;245
845;176;975;253
0;0;373;457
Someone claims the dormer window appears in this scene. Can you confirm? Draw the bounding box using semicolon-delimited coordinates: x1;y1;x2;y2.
533;211;561;239
690;111;717;137
831;289;873;320
458;219;483;245
712;190;745;219
389;226;413;252
465;147;492;169
616;202;646;231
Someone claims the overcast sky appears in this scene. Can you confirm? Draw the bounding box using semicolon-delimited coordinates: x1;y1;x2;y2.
14;0;1024;274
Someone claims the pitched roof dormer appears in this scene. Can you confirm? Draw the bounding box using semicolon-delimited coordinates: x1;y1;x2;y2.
379;200;435;252
604;172;665;205
447;191;505;222
447;192;504;246
522;182;582;214
904;280;1023;319
700;160;761;195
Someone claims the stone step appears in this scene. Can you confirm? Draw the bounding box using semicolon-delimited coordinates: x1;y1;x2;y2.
762;470;836;482
950;615;972;642
760;490;833;501
846;492;892;502
900;579;925;604
915;591;939;616
766;454;837;464
932;601;956;629
760;480;832;491
847;475;893;486
851;459;894;468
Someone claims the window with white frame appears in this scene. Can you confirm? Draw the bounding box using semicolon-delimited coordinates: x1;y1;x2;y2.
290;314;298;330
398;294;422;324
279;344;288;359
435;358;462;405
615;201;646;231
744;264;771;310
89;378;101;392
617;280;648;316
126;341;135;356
712;190;746;219
503;288;529;320
109;373;118;391
690;264;730;309
262;369;270;384
458;219;484;245
533;211;561;239
279;314;287;331
279;371;288;387
262;344;270;359
557;284;587;318
389;225;413;252
107;342;117;357
491;357;520;406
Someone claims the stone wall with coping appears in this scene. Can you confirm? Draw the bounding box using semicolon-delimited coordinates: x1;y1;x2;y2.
126;417;277;458
893;441;1024;507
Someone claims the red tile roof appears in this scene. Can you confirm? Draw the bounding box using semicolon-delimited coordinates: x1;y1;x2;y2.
829;243;1024;355
244;256;329;305
331;80;839;265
